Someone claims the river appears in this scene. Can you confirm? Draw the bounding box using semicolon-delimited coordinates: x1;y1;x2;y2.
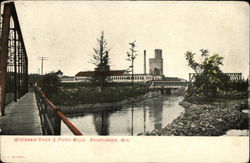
61;95;184;136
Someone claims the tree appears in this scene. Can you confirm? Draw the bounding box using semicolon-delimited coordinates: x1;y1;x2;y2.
28;73;42;87
126;41;138;87
185;49;229;97
90;31;111;91
40;72;61;99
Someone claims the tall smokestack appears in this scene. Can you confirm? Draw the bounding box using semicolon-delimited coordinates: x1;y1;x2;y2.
144;50;146;74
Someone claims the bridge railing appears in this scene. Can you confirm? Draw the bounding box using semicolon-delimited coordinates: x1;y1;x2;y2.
150;81;188;88
34;87;82;135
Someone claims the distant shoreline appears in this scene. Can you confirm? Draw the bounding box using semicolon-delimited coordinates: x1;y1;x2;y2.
59;91;161;115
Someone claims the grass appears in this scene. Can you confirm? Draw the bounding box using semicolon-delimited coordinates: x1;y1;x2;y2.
51;86;151;106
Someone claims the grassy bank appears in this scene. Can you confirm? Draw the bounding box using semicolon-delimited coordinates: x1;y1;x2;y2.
143;99;248;136
184;91;248;104
51;86;151;106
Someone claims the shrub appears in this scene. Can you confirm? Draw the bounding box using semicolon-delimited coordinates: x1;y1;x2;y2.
40;72;61;99
51;85;151;106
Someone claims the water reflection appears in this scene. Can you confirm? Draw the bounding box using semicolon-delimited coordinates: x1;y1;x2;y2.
131;106;134;136
148;96;164;130
93;112;110;135
61;95;184;136
143;106;146;133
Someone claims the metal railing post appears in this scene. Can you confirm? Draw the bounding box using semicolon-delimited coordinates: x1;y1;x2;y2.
53;111;61;135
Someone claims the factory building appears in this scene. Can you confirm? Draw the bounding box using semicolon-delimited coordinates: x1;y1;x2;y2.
73;70;158;83
60;71;162;83
149;49;163;76
60;48;165;83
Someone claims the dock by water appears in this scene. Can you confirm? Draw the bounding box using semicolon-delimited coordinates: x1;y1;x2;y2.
0;92;42;135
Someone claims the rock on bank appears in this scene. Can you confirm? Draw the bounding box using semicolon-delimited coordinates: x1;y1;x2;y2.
141;99;249;136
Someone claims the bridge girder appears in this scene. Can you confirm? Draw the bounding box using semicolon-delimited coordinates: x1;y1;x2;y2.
0;2;28;116
189;73;243;82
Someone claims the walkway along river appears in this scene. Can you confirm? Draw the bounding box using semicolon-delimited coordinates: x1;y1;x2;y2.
60;95;185;136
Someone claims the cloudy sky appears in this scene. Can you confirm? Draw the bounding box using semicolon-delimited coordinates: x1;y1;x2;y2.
14;1;249;80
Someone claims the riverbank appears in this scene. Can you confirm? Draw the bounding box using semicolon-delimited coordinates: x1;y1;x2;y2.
52;85;154;105
60;91;161;114
141;99;249;136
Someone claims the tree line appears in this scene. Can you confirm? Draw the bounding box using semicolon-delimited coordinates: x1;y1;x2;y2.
185;49;248;99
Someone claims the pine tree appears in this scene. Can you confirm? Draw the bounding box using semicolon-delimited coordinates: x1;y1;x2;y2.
90;31;111;90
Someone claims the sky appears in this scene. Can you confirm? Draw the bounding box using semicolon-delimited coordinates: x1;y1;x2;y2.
14;1;249;80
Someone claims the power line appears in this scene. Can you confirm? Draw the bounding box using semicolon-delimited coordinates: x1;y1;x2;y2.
37;57;48;75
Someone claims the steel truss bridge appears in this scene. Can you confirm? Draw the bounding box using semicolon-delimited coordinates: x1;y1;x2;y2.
150;80;188;95
0;2;83;136
0;2;28;116
150;81;187;89
189;73;243;82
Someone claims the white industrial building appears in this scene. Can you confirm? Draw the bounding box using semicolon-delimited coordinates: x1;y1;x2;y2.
59;70;163;83
59;48;171;83
61;70;162;83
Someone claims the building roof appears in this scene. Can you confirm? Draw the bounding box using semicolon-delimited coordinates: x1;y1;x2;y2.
61;75;74;78
110;70;127;76
75;71;95;77
55;70;63;75
162;77;187;82
75;70;127;77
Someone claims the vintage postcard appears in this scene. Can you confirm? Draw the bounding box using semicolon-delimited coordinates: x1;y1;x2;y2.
0;1;249;162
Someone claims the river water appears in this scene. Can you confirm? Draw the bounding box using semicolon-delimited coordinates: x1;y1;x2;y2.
61;95;184;136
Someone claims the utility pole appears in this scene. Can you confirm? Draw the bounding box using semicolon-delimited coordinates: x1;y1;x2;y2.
38;57;48;75
144;50;146;74
126;41;138;87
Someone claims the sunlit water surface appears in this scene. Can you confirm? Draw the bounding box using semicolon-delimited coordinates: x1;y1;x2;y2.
61;95;184;136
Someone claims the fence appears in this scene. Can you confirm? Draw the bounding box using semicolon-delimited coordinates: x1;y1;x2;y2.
34;87;82;135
